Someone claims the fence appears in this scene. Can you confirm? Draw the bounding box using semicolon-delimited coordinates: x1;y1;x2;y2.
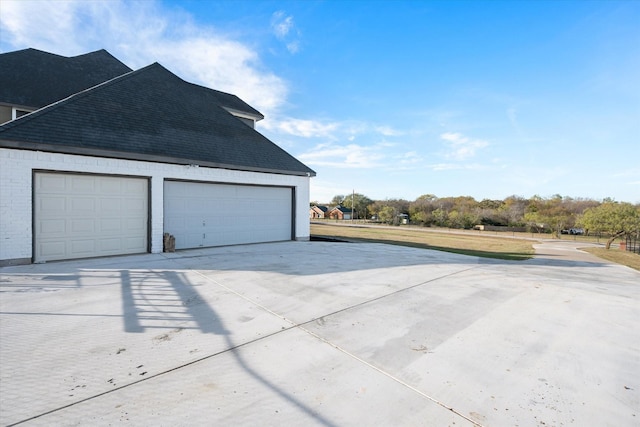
625;232;640;254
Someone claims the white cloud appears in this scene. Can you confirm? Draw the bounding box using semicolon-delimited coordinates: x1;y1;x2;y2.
429;163;488;171
440;132;489;160
0;0;288;115
286;41;301;54
375;125;403;136
396;151;422;165
297;140;422;171
271;11;294;39
1;1;85;53
262;118;340;138
152;38;287;113
262;116;406;143
298;143;386;169
270;11;300;54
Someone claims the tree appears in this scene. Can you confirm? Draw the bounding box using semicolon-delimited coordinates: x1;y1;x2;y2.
474;199;505;226
340;193;373;220
432;208;448;227
378;206;397;224
368;198;408;224
330;194;345;205
501;196;528;226
409;194;438;226
524;195;574;236
578;202;640;249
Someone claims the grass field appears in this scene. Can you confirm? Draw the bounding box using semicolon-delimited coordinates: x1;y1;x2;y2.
581;247;640;271
311;223;640;269
311;223;536;261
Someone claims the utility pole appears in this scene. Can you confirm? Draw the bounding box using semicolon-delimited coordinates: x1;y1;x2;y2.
352;189;355;223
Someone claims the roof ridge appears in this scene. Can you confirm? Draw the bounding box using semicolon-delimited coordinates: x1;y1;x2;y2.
0;47;62;57
0;64;159;131
71;48;110;57
1;48;106;59
70;49;133;71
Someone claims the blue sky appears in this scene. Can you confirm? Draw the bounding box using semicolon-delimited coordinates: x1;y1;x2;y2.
2;0;638;203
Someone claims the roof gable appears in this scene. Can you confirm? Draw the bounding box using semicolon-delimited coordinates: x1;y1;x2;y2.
0;48;133;108
0;62;315;177
195;83;264;121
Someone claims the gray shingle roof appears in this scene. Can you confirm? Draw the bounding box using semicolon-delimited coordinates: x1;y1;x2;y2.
332;206;353;213
0;62;315;177
0;48;133;108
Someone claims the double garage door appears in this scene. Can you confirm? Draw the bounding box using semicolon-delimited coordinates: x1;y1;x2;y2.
163;181;293;250
33;174;293;262
34;173;149;262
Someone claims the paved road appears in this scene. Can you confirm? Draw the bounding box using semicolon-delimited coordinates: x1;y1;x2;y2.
529;240;609;264
1;241;638;426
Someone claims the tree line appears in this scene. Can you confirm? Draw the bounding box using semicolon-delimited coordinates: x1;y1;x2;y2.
313;194;640;249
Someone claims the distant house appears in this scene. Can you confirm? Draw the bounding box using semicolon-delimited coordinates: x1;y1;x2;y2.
309;205;329;219
0;48;315;266
329;205;353;220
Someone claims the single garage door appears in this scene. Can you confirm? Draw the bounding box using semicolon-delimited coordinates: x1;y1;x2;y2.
34;173;148;262
164;181;293;249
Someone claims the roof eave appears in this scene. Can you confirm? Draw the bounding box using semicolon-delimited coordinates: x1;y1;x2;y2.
222;106;265;122
0;139;316;177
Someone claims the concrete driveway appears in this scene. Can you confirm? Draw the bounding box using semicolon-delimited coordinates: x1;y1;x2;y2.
0;241;638;426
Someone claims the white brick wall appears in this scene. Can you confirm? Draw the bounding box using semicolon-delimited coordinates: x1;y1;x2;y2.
0;148;311;264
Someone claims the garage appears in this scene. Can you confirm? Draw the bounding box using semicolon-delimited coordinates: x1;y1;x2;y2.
34;173;149;262
164;180;293;250
1;48;315;266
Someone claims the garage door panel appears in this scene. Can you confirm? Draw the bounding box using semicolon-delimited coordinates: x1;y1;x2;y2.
39;241;66;258
35;173;148;262
70;239;95;256
123;237;147;251
100;238;123;252
39;174;66;191
99;178;121;193
70;219;95;234
124;178;146;191
39;196;66;213
125;218;147;231
71;176;96;192
164;181;292;250
39;219;65;236
124;198;147;213
100;198;121;211
100;218;122;232
67;197;96;214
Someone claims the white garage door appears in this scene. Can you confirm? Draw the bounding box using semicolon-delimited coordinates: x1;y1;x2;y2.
34;173;148;262
164;181;293;249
